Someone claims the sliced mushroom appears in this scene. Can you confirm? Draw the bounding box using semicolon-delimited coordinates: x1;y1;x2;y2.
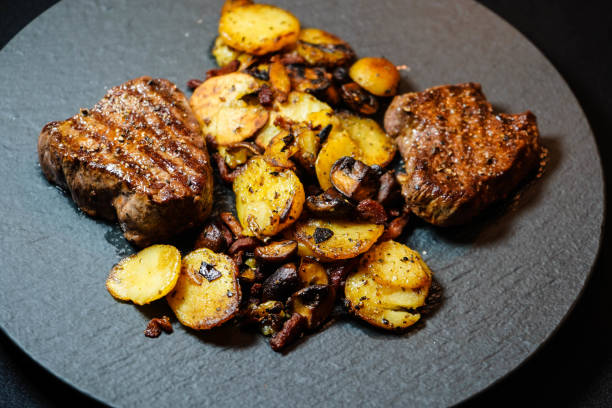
340;82;378;115
261;263;300;301
255;240;298;263
287;284;336;330
305;187;355;218
194;219;232;253
269;312;307;351
377;170;402;206
330;156;380;201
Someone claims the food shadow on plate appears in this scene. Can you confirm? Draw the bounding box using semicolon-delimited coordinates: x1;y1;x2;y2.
419;135;561;247
136;301;259;348
332;277;444;341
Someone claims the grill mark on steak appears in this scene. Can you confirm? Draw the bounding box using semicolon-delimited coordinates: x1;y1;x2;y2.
38;76;214;246
384;83;541;226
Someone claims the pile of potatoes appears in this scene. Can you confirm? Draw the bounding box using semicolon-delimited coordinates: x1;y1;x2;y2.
106;0;433;351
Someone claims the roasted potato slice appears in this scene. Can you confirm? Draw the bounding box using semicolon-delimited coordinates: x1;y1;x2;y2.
349;57;400;97
336;111;396;168
219;4;300;55
298;257;328;286
255;91;334;149
263;131;299;169
315;128;359;191
233;156;305;237
166;248;241;330
220;0;253;16
296;28;355;67
293;218;384;261
211;36;255;69
190;72;268;146
106;245;181;306
345;240;432;330
217;145;255;169
269;60;291;101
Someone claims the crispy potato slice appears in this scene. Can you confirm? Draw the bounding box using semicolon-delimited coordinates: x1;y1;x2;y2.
263;131;299;169
220;0;253;16
349;57;400;97
298;257;328;286
345;240;432;330
218;145;251;169
233;156;305;237
296;28;356;67
190;72;268;146
219;4;300;55
211;36;255;69
269;60;291;101
315;128;359;190
336;111;396;167
106;245;181;306
166;248;241;330
293;218;384;261
255;91;333;149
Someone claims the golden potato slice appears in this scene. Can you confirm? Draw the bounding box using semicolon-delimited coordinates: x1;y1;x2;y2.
190;72;268;146
298;257;328;286
255;91;333;149
166;248;241;330
219;4;300;55
106;245;181;306
345;240;432;330
211;36;255;69
269;60;291;101
349;57;400;97
296;28;356;67
293;218;384;262
263;131;299;169
220;0;253;16
233;156;305;237
336;111;396;168
315;127;359;190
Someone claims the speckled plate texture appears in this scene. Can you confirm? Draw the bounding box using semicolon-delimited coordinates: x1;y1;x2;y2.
0;0;604;406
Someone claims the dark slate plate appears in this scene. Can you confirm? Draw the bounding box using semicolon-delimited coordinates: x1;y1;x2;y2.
0;0;604;406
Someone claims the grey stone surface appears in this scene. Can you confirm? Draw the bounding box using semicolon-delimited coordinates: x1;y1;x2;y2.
0;0;604;406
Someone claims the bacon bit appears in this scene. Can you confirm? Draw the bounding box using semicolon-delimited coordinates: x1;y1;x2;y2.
220;211;244;237
228;237;261;255
186;79;203;89
269;313;307;351
356;199;388;224
328;258;359;293
205;59;240;79
232;250;244;268
213;153;240;183
275;53;307;65
273;116;297;131
144;316;173;338
258;84;274;106
380;212;411;241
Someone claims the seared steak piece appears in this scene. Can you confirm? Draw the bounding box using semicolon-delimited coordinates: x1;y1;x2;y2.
38;77;214;246
384;83;541;226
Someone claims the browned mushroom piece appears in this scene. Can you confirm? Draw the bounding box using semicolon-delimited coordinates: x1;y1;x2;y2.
228;236;261;255
356;199;388;225
327;258;359;293
254;240;298;263
285;64;332;94
261;263;300;301
194;219;232;253
340;82;378;115
287;284;336;330
220;212;244;237
330;156;380;201
377;170;402;207
245;300;287;336
305;187;355;218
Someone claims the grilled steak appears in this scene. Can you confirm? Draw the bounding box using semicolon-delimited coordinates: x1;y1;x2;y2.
384;83;541;226
38;77;214;246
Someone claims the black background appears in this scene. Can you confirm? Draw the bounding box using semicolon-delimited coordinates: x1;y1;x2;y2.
1;1;610;406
